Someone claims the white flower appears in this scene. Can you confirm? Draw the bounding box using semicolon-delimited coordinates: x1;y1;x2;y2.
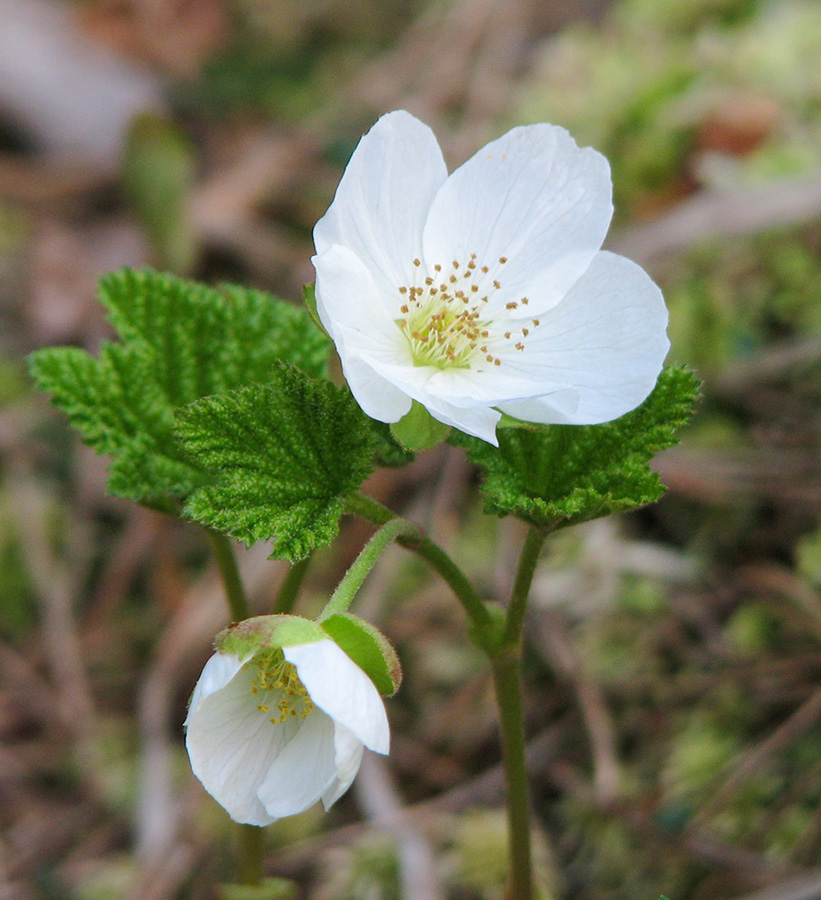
312;110;669;445
185;638;389;825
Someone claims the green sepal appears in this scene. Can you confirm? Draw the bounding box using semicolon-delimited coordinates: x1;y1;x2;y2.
301;282;328;337
319;613;402;695
177;363;378;561
390;400;450;451
369;420;416;468
450;366;700;531
272;616;327;648
215;614;325;658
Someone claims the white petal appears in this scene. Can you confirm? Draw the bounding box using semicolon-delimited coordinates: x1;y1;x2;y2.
284;641;390;755
256;710;339;819
362;355;503;443
425;366;574;408
185;659;297;826
422;123;612;316
497;251;669;425
313;245;412;423
420;398;502;444
184;652;246;726
313;110;447;301
321;723;365;810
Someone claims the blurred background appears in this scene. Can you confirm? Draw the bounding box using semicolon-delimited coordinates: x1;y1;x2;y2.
2;0;821;898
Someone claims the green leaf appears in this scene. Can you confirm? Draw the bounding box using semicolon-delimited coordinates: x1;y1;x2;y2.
28;343;202;504
28;268;331;506
450;366;700;531
320;613;402;695
178;363;377;561
98;268;331;402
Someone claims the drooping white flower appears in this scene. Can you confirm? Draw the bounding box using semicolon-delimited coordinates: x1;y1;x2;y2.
185;635;389;825
312;110;669;445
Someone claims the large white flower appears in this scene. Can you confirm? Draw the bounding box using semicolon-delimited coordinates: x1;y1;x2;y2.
312;110;669;445
185;638;389;825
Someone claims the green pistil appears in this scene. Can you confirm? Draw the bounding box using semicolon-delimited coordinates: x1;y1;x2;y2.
396;255;531;370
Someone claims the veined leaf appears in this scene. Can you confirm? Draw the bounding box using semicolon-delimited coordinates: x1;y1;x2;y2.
450;366;700;531
98;268;330;402
29;268;331;505
178;363;377;561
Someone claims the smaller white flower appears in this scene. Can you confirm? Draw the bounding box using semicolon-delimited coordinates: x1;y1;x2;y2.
185;638;389;825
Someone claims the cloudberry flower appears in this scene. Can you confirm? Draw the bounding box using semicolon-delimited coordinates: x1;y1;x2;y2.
312;110;669;445
185;637;389;825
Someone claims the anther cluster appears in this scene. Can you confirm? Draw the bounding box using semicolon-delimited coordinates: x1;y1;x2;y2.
396;255;537;369
249;649;314;725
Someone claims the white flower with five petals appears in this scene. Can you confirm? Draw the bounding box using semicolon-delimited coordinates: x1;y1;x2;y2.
185;638;389;825
312;110;669;445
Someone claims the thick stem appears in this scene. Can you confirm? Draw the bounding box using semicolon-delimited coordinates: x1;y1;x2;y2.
320;518;422;620
237;822;263;886
207;530;251;622
346;493;493;631
490;525;547;899
503;527;548;647
492;651;534;900
273;556;311;615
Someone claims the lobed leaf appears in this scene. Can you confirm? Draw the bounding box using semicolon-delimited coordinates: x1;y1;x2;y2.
178;363;377;561
27;343;202;503
450;366;700;531
98;268;331;403
29;269;331;506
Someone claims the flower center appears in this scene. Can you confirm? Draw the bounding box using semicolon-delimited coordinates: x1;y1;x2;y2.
396;255;535;368
249;648;313;725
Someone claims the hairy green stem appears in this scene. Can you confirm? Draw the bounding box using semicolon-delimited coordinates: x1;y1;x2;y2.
273;556;311;615
346;492;493;631
347;494;546;898
492;650;534;900
320;518;422;620
208;530;251;622
503;526;548;647
489;525;547;900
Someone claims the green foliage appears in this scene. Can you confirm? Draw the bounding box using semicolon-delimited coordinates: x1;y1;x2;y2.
450;367;700;532
369;420;416;468
667;227;821;372
28;269;330;507
28;342;201;506
177;364;377;561
98;269;330;399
